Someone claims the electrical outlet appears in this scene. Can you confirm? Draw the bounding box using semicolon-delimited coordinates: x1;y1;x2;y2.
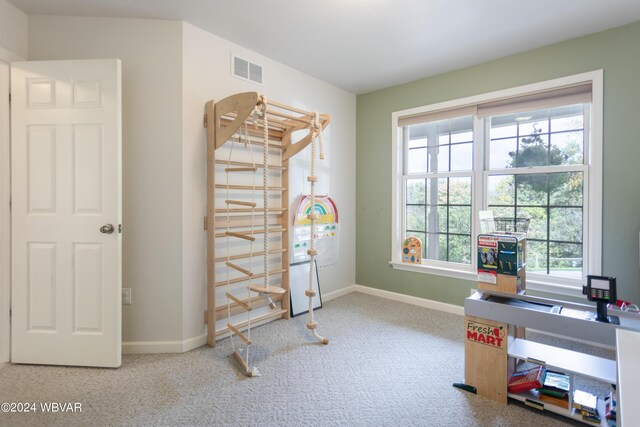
122;288;132;305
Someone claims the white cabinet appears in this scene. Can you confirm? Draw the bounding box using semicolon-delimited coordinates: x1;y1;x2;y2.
616;329;640;427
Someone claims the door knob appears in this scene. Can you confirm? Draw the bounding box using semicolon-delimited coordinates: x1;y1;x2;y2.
100;224;115;234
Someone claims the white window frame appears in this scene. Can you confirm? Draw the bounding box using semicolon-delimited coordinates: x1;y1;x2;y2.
390;70;603;297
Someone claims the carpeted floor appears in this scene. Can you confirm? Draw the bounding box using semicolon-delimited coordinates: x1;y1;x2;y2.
0;292;614;426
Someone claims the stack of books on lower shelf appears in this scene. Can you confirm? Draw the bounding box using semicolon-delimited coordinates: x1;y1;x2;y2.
507;365;546;394
537;371;570;409
573;390;600;424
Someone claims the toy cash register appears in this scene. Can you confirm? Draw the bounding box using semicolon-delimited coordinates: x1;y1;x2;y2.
584;275;620;325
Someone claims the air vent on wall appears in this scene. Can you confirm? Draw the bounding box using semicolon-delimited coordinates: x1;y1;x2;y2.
232;54;263;85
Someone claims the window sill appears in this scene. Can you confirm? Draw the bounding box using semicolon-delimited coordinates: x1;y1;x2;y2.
389;261;586;300
389;261;477;281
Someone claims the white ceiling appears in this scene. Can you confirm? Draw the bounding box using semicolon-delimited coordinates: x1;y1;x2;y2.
8;0;640;94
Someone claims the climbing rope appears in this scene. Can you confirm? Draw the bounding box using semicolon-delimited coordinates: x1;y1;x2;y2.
307;112;329;345
260;99;270;291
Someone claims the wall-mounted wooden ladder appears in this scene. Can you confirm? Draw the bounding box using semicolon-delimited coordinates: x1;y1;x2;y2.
204;92;329;375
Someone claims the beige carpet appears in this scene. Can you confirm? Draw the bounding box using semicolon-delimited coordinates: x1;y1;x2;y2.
0;292;612;426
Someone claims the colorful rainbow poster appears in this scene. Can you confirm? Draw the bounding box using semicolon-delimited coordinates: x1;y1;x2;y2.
292;195;339;266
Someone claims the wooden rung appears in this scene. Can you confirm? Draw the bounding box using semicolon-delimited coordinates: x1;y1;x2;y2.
248;285;287;295
266;99;315;117
223;135;285;150
225;200;257;207
307;322;317;330
215;268;286;287
224;231;256;241
225;167;257;172
226;262;253;277
215;248;287;263
234;350;254;377
216;184;286;191
307;176;317;182
215;159;287;171
215;294;285;320
226;293;252;311
265;108;312;124
217;120;285;142
228;323;252;345
305;289;317;297
307;249;318;256
216;309;287;339
307;213;319;220
216;228;288;238
214;215;282;229
215;208;287;214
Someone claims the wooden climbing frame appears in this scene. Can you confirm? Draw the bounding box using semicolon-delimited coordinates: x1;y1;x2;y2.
204;92;330;350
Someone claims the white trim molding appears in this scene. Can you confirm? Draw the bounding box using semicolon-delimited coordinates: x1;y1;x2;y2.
322;285;357;302
354;284;464;316
122;334;208;354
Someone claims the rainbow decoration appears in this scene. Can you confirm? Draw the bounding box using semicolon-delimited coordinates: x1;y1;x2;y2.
294;196;338;226
292;195;339;266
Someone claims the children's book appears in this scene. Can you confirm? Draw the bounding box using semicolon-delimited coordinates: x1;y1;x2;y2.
507;365;546;394
539;393;569;409
542;370;570;392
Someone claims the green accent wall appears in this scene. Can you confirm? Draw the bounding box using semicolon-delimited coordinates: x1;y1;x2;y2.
356;20;640;307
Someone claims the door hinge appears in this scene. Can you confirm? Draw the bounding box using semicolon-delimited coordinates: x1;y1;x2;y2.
203;216;208;230
203;113;208;128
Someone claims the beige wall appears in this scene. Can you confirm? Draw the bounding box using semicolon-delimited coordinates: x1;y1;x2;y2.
0;0;27;61
29;16;185;346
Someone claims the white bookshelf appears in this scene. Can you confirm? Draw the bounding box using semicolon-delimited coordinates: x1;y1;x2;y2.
507;338;615;426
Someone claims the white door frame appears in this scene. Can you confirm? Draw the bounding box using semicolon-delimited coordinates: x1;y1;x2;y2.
0;59;11;363
0;48;26;364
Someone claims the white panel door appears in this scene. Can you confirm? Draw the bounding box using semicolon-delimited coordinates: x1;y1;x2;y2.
11;59;122;367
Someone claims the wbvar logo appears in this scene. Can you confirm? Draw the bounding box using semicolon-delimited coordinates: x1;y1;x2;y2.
466;320;505;348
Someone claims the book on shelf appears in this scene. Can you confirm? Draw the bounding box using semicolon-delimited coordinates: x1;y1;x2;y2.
537;387;567;398
542;370;570;392
573;390;600;424
507;365;546;394
539;393;569;409
574;409;601;425
573;389;598;413
605;391;617;421
537;370;570;399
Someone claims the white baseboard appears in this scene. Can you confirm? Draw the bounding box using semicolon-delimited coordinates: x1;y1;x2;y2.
323;285;357;302
122;333;207;355
353;284;464;316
